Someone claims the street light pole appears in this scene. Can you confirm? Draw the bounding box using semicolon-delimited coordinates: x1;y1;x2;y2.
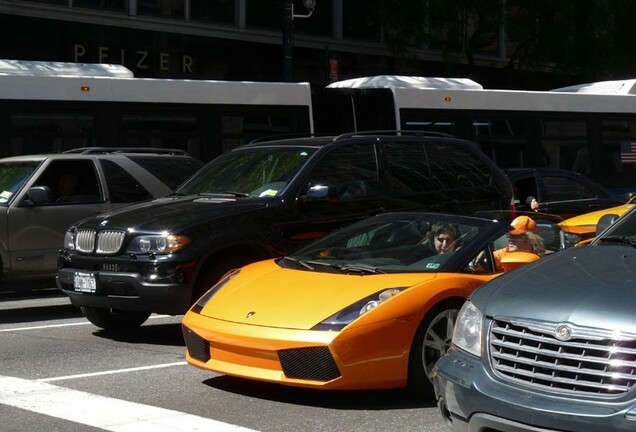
282;0;316;82
283;0;293;82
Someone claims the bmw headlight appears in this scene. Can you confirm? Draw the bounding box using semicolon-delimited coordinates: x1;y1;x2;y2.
312;288;404;331
64;228;76;250
452;301;483;357
126;233;189;254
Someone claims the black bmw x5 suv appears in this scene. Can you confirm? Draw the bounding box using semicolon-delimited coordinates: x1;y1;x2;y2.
57;131;513;331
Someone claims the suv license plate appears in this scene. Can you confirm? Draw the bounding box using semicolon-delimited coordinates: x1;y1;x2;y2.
73;272;97;293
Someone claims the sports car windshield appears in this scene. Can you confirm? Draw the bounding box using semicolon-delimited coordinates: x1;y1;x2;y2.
0;161;41;206
283;213;500;274
175;146;317;198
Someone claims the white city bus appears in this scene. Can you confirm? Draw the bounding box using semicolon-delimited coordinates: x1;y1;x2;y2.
0;60;314;162
319;75;636;191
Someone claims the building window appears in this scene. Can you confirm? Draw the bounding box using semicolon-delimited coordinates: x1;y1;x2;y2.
73;0;126;12
246;0;281;29
137;0;185;19
25;0;67;5
343;0;381;41
190;0;235;24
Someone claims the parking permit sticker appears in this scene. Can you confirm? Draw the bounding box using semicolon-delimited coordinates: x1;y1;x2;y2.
0;191;13;203
259;189;278;197
426;263;441;269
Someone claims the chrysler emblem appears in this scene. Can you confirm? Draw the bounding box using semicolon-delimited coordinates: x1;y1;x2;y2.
554;324;573;341
246;311;255;318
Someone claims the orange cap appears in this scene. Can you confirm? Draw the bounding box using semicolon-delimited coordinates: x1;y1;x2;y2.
510;215;536;235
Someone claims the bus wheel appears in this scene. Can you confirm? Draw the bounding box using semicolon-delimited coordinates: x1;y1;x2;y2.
80;306;151;331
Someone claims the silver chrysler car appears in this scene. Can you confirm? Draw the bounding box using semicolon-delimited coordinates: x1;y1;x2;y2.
434;209;636;431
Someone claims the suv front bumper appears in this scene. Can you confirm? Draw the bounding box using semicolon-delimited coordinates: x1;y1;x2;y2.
57;267;193;315
434;347;636;432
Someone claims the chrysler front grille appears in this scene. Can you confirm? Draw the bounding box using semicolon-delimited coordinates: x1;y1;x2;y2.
74;229;126;254
489;319;636;395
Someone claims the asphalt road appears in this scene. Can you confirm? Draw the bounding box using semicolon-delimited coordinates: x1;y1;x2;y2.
0;287;450;432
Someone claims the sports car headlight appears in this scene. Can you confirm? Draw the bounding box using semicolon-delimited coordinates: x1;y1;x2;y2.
452;301;483;357
189;269;240;314
126;233;189;254
312;288;404;331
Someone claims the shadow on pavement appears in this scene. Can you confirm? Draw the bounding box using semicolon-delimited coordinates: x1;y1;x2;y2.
0;303;83;324
202;375;434;410
92;322;186;347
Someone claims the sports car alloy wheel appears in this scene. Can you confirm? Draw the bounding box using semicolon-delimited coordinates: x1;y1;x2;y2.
408;299;463;400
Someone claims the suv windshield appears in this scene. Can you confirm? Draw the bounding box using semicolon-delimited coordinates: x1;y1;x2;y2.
0;161;41;205
176;146;316;197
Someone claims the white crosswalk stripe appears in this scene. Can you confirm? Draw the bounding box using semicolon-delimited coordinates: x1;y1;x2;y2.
0;375;258;432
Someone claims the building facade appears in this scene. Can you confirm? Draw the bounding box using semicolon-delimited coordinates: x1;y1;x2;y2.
0;0;517;87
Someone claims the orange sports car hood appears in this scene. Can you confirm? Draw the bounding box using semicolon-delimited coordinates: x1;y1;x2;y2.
198;259;435;330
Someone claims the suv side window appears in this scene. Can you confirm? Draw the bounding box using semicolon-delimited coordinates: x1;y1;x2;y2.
306;144;380;200
100;160;153;203
129;156;203;190
32;160;101;204
384;141;432;192
426;141;492;189
540;175;597;201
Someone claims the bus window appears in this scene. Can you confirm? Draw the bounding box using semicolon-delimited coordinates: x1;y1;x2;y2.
400;111;460;135
540;118;589;173
220;109;310;152
600;118;636;190
472;116;527;169
121;113;199;156
10;112;95;155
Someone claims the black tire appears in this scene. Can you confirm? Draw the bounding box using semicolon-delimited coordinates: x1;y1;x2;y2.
80;306;151;331
191;254;255;303
407;299;464;400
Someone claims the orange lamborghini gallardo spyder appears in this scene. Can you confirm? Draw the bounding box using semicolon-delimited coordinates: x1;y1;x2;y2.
182;212;551;399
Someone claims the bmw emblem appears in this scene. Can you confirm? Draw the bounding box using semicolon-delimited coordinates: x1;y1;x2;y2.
554;324;573;341
100;219;108;226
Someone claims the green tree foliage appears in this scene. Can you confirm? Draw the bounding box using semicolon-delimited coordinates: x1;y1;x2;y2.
377;0;636;83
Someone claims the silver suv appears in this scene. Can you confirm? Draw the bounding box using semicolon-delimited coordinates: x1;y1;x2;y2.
0;148;202;289
434;207;636;431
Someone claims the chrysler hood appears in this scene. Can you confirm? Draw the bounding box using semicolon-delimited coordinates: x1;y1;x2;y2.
472;245;636;334
199;259;435;330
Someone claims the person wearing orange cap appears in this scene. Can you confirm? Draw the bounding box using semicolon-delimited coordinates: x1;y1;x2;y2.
493;215;545;270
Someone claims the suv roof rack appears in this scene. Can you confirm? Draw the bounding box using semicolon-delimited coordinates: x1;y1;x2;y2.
249;133;318;144
334;130;456;141
63;147;187;155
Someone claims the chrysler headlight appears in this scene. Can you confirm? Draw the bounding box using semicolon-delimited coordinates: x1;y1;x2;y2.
452;301;483;357
126;233;189;254
312;288;404;331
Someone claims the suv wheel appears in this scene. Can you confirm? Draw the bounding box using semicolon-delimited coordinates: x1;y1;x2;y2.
407;299;462;400
80;306;151;331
